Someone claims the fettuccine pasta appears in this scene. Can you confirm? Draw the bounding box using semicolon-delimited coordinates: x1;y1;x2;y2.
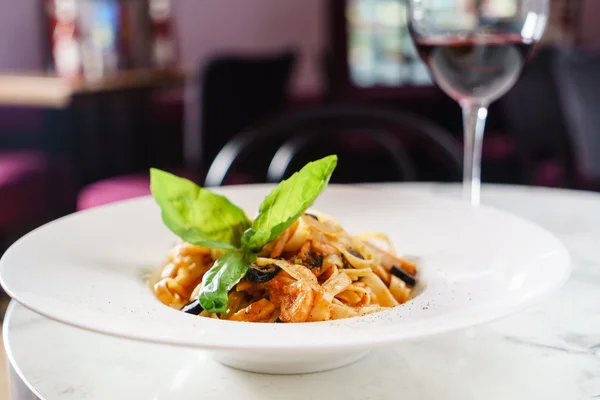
153;211;418;323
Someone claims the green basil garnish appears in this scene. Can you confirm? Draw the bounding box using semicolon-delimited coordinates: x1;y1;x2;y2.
198;251;256;313
241;155;337;252
150;155;338;313
150;169;250;249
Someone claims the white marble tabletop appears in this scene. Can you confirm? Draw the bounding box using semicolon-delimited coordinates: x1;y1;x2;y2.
4;184;600;400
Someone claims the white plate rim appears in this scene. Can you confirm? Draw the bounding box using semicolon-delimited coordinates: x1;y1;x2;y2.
0;185;572;352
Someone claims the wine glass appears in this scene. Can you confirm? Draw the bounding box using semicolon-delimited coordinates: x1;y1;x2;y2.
407;0;549;205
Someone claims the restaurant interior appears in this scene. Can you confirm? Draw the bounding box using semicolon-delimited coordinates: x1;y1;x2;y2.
0;0;597;397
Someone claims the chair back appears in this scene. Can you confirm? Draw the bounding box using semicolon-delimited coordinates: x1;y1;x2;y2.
554;48;600;185
204;104;462;187
498;46;574;185
199;51;297;170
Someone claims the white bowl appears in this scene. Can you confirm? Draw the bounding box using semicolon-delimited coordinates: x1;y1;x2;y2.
0;185;571;374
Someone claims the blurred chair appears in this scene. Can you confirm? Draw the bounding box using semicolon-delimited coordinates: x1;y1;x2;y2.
0;112;76;244
0;152;64;233
77;50;297;210
498;46;575;188
0;125;75;245
199;51;297;170
204;104;461;187
553;48;600;189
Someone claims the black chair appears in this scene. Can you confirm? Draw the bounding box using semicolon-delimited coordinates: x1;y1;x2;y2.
198;51;297;172
204;104;462;187
553;48;600;189
498;46;575;187
76;51;296;210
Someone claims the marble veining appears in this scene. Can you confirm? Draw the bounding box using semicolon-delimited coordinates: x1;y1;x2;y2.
4;184;600;400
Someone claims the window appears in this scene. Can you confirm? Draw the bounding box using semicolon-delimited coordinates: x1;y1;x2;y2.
346;0;431;88
345;0;526;88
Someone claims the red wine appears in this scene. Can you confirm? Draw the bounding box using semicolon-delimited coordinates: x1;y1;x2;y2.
415;35;533;104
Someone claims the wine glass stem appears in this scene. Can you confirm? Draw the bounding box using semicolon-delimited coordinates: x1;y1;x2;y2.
461;103;488;206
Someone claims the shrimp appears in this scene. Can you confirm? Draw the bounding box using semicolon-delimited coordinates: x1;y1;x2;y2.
279;281;315;323
265;271;296;308
229;298;276;322
308;293;331;322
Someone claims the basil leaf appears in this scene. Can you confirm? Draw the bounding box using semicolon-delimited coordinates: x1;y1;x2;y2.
241;155;337;252
199;251;256;313
150;169;250;249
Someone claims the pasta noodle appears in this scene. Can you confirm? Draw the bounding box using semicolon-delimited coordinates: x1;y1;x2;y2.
153;211;418;323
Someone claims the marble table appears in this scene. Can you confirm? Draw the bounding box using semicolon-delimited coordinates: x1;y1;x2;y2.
4;184;600;400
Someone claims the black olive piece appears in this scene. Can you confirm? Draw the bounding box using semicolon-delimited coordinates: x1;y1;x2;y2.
305;251;323;268
390;265;416;287
180;298;203;315
348;249;365;260
274;318;283;323
305;213;319;221
246;263;280;283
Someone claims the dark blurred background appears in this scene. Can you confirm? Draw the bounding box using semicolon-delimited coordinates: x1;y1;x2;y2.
0;0;596;248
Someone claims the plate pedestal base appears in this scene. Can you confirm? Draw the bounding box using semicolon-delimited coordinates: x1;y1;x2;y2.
210;349;370;374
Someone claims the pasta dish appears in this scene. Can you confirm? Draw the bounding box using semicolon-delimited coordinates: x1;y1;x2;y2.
149;155;417;323
153;211;417;322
